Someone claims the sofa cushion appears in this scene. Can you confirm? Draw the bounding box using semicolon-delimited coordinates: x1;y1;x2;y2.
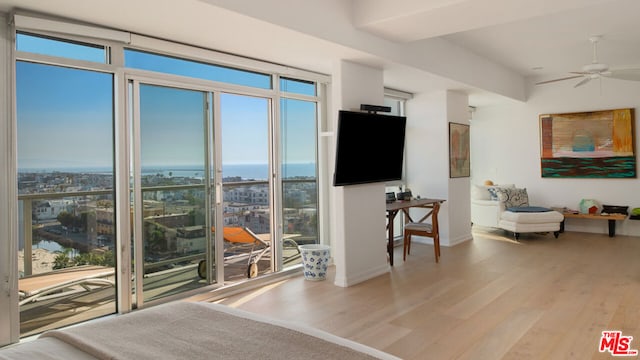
501;209;564;223
471;184;492;200
493;187;529;208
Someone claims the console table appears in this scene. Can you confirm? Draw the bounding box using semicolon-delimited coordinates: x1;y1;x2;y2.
560;212;627;237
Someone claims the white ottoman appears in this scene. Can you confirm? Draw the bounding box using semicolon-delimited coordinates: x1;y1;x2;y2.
498;207;564;240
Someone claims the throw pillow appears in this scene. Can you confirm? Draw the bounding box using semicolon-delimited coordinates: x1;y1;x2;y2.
486;184;516;200
494;187;529;208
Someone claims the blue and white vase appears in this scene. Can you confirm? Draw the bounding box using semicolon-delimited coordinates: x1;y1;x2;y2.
298;244;330;281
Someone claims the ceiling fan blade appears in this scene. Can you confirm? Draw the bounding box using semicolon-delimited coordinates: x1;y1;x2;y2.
607;68;640;81
574;77;591;88
536;75;583;85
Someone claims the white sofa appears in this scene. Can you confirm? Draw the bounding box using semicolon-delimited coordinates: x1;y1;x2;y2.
470;183;514;228
471;184;564;239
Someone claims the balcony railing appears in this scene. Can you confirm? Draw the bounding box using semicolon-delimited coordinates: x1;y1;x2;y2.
18;178;318;276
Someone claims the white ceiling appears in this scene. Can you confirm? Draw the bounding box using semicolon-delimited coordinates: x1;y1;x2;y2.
2;0;640;106
358;0;640;78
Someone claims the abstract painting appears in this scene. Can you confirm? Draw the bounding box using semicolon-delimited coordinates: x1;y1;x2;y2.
540;108;636;178
449;122;470;178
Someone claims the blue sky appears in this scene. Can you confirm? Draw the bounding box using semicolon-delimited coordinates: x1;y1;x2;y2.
16;34;317;171
16;62;114;169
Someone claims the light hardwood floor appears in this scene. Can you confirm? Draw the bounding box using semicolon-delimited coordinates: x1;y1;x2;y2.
192;228;640;359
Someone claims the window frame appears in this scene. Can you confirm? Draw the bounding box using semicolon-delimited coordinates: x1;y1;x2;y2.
6;12;329;345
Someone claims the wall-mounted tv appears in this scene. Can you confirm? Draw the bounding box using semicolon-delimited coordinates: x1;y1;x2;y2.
333;110;407;186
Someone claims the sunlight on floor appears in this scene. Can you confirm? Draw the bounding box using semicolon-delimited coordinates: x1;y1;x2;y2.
216;279;288;308
473;227;522;244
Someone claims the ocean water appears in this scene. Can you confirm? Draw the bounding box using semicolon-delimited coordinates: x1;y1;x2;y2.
143;163;316;180
20;163;316;180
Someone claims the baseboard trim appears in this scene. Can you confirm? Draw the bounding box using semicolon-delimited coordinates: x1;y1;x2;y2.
334;263;390;288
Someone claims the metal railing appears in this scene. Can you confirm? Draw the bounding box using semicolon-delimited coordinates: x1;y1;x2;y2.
18;178;318;277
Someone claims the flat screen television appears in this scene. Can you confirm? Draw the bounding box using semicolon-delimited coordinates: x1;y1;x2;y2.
333;110;407;186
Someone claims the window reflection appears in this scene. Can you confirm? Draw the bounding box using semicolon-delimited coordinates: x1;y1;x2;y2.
280;77;316;96
17;32;107;63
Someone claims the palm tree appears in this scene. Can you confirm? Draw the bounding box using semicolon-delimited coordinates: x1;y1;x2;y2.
53;250;72;269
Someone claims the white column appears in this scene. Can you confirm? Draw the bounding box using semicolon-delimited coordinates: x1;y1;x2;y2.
446;91;473;245
330;60;390;287
405;90;472;247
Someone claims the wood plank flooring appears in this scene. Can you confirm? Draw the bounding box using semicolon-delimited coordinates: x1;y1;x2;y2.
195;228;640;360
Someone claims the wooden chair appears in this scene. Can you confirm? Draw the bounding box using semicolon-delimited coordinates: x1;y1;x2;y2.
403;202;440;262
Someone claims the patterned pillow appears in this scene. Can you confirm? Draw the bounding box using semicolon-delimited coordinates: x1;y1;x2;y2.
486;184;515;200
487;187;500;200
494;187;529;208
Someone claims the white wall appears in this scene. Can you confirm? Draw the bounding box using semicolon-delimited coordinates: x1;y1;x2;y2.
471;79;640;236
405;90;473;247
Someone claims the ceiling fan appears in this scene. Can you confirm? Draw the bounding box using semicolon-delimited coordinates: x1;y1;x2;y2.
536;35;640;88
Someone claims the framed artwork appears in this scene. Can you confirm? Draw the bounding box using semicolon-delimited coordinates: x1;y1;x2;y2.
540;108;636;178
449;122;470;178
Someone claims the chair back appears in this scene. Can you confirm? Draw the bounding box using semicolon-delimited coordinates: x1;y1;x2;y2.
406;202;440;234
403;202;441;262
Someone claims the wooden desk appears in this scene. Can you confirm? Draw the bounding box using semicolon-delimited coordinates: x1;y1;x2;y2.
560;212;627;237
386;198;445;266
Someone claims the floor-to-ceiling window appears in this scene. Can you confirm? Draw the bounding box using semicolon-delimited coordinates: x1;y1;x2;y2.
9;14;326;341
16;34;117;337
280;78;319;271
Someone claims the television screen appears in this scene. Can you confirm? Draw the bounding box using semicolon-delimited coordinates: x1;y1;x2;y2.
333;110;407;186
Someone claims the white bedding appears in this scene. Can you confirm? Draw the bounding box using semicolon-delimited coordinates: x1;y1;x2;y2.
0;302;400;360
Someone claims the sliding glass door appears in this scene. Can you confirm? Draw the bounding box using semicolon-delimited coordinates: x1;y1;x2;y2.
219;93;273;280
129;82;281;304
131;82;212;305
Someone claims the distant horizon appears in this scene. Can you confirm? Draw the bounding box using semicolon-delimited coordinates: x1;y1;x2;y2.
18;162;316;171
18;162;317;180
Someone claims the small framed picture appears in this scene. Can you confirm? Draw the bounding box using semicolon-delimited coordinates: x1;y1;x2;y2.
449;122;470;178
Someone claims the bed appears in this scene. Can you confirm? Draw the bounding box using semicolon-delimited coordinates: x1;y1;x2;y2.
0;301;399;360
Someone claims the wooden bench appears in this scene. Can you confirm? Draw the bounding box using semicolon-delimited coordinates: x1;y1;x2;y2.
560;212;627;237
